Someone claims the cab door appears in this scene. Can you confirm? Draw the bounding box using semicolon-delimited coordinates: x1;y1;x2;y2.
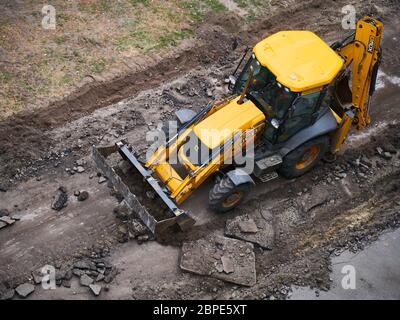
276;91;322;143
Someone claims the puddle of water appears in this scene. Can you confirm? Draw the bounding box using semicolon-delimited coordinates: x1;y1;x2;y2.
290;228;400;300
376;70;400;90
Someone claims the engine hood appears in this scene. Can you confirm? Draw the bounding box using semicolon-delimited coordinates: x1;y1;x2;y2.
193;97;265;149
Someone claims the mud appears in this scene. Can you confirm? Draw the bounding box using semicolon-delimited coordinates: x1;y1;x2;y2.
0;0;400;300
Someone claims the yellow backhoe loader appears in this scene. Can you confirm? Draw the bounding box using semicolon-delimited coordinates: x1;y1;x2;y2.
93;17;383;236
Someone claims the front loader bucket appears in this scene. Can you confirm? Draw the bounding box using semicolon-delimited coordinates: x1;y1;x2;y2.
92;142;196;236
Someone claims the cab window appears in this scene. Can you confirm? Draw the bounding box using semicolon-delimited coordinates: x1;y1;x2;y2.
292;91;320;117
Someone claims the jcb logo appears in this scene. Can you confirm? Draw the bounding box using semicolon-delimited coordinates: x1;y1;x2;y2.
368;37;374;53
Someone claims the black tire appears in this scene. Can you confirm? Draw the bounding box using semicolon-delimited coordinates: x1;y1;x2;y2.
278;135;330;179
209;176;252;213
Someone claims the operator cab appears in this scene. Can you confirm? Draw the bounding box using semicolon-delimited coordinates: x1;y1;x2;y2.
231;31;344;144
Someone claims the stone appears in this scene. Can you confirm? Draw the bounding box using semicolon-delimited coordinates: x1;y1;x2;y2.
89;284;102;296
74;260;93;270
64;270;73;280
104;268;117;284
98;176;107;184
32;269;43;284
0;288;14;300
128;218;148;238
383;152;392;160
0;221;7;229
96;274;105;282
74;190;80;197
0;184;7;192
137;234;149;244
146;190;155;199
0;209;10;217
52;190;68;211
382;143;397;154
237;219;258;233
180;235;256;287
0;216;15;225
80;274;94;287
10;214;22;221
62;280;71;288
72;268;84;277
221;256;235;274
15;283;35;298
77;191;89;201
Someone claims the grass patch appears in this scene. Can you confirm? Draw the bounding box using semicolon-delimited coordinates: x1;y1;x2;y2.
129;0;150;6
234;0;265;8
115;30;157;51
158;29;194;48
54;36;66;45
89;58;107;74
203;0;227;12
0;71;13;82
178;1;204;22
18;79;34;92
78;0;113;14
245;10;256;22
178;0;227;23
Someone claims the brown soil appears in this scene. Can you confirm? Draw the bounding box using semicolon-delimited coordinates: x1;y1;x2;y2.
0;0;400;300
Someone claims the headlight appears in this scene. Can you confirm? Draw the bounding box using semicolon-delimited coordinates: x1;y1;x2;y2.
271;118;280;129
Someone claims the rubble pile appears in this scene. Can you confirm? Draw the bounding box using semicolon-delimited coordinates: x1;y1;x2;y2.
0;251;118;300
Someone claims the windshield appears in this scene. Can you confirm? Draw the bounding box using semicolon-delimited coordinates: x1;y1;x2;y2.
235;55;297;119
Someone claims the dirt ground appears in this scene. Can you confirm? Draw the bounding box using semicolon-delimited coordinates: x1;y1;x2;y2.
1;0;400;300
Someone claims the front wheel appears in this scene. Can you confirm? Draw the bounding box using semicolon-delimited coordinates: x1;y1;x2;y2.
278;135;330;179
209;176;252;213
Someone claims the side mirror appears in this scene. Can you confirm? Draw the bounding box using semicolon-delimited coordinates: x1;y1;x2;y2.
227;75;237;91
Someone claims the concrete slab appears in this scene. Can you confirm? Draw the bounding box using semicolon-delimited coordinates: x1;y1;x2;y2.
180;235;256;287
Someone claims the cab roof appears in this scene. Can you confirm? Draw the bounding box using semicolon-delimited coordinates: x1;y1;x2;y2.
253;31;344;92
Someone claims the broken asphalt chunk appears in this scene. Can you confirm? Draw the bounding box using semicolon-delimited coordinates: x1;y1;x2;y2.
52;188;68;211
89;284;102;296
15;283;35;298
221;255;235;274
77;191;89;201
225;214;275;250
80;274;94;287
98;176;107;184
180;235;256;287
0;289;14;300
237;219;258;233
0;209;10;217
0;216;16;226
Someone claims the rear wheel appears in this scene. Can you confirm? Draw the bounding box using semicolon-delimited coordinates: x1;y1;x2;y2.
209;176;251;213
278;135;330;178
